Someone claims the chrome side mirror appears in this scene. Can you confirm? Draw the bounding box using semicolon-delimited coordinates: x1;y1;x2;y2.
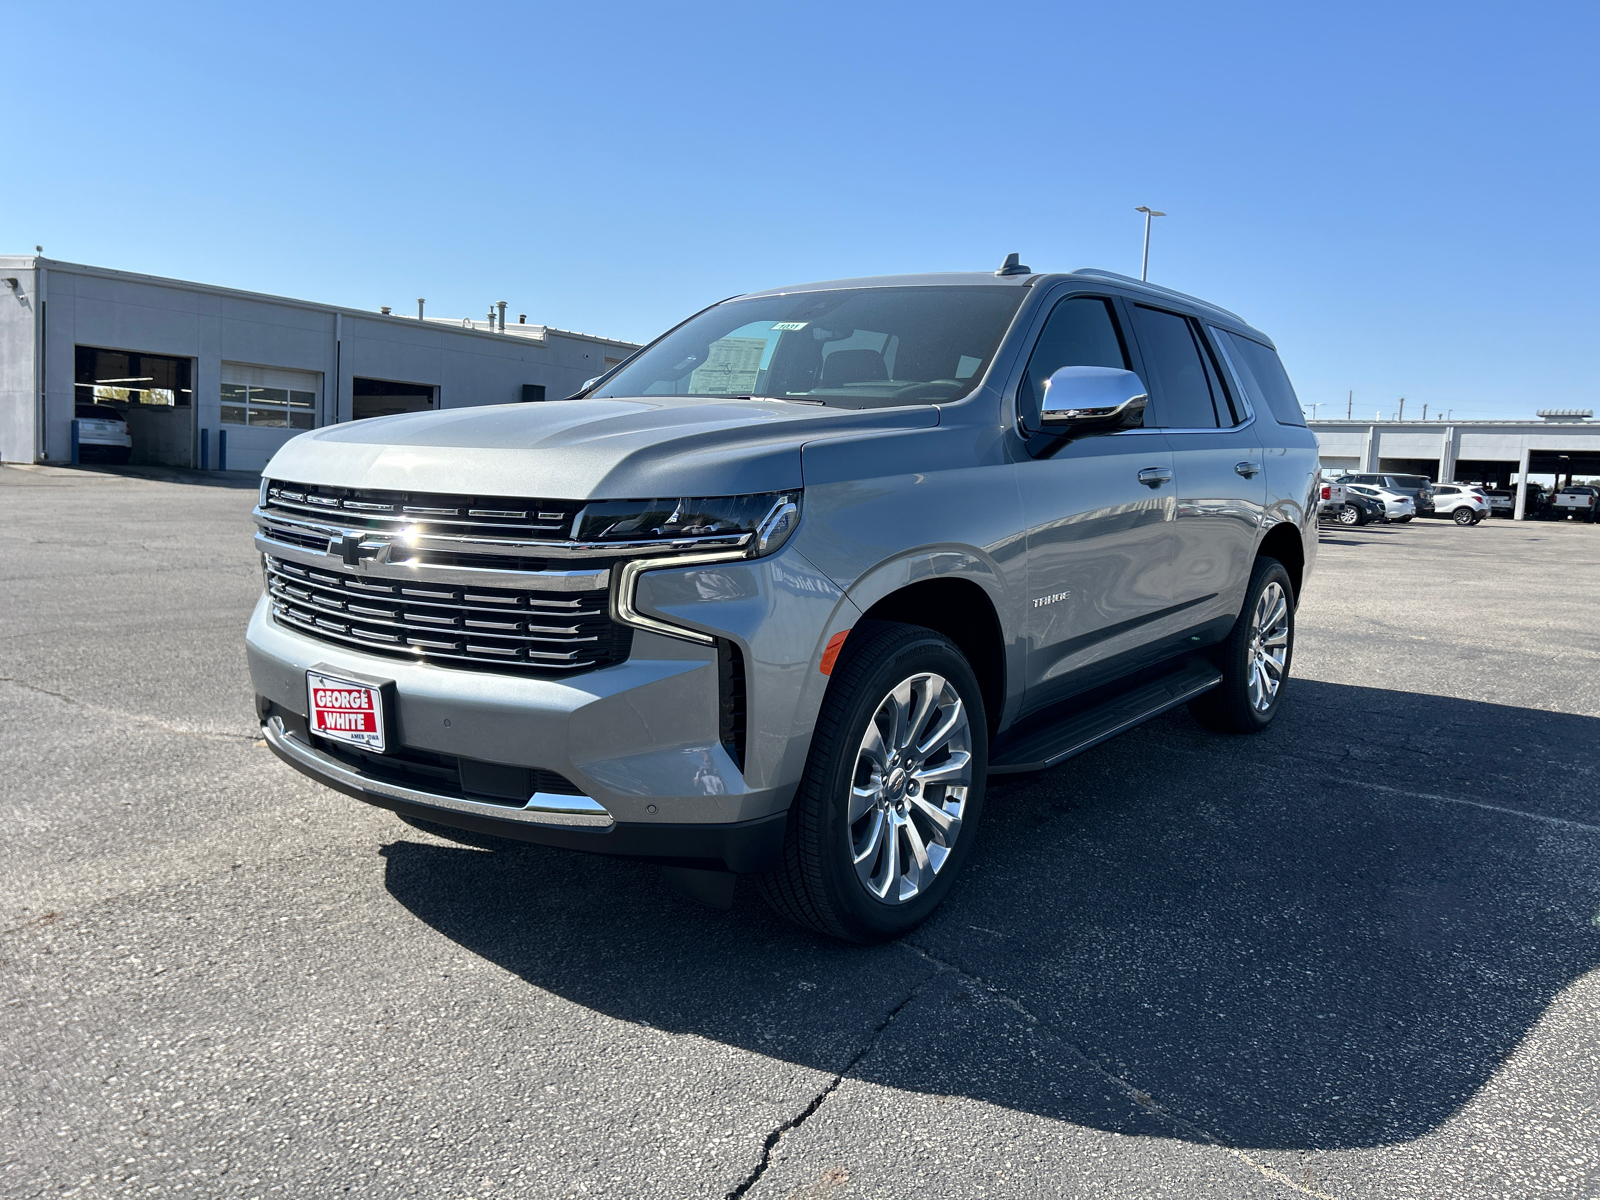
1039;366;1148;433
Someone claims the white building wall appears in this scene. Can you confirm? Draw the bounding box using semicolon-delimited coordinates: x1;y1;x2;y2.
0;266;38;463
0;257;638;473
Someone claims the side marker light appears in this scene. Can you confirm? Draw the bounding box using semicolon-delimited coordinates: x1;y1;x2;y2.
819;630;850;675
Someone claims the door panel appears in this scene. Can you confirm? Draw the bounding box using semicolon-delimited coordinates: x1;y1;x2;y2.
1127;307;1265;632
1164;424;1265;626
1019;433;1178;715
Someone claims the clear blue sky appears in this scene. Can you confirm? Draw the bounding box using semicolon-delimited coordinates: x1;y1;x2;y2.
5;1;1595;420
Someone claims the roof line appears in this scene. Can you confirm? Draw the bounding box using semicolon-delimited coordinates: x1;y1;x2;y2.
0;255;639;350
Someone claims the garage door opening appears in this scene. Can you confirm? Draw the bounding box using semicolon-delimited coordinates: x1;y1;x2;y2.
353;378;435;420
1377;457;1440;481
74;346;193;466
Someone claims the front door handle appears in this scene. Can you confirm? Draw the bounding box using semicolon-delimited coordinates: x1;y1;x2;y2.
1137;467;1173;488
1235;460;1262;478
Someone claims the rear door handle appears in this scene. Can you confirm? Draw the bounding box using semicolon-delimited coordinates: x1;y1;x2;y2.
1235;460;1262;478
1137;467;1173;488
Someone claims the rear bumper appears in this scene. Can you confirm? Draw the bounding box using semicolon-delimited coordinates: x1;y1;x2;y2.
262;712;789;871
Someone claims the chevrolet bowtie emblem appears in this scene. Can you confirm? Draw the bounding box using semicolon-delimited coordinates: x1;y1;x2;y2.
327;534;393;568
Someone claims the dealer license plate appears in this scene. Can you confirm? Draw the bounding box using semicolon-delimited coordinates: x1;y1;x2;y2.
306;670;386;751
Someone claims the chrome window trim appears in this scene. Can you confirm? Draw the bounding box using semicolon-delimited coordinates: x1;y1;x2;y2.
263;717;614;828
1204;326;1259;426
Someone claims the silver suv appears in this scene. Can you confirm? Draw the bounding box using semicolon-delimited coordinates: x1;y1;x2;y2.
247;260;1319;941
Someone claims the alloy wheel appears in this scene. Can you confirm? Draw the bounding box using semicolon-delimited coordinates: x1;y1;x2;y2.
848;673;972;904
1339;505;1360;525
1245;581;1290;713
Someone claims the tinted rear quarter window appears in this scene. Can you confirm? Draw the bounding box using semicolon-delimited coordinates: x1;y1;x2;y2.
1219;331;1306;427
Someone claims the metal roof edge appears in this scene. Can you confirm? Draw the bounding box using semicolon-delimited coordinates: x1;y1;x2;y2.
0;256;636;349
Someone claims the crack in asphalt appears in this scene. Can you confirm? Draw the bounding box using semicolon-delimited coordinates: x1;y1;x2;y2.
724;978;932;1200
899;942;1342;1200
1333;778;1600;836
0;677;257;744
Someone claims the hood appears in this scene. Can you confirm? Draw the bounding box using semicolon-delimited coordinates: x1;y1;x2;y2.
262;396;939;499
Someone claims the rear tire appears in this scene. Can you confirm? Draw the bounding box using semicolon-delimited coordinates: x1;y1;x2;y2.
1453;507;1475;525
1189;557;1295;735
757;620;988;943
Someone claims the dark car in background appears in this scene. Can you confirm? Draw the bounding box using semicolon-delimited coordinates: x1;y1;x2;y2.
1323;488;1388;526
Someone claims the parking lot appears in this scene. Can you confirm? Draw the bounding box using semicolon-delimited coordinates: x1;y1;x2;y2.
3;464;1598;1199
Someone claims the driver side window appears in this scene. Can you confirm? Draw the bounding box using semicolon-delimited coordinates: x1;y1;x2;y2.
1017;296;1130;432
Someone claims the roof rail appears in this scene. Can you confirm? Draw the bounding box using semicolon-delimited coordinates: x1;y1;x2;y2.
1069;268;1251;327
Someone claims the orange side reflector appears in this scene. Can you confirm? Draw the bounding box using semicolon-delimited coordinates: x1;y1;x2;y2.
819;629;850;675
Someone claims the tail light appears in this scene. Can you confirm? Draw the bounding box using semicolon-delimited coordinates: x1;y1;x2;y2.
1321;486;1331;499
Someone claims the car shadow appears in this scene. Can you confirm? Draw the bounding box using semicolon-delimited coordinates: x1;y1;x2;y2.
378;679;1600;1151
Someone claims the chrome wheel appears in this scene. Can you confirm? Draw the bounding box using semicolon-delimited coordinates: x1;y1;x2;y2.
848;672;972;905
1246;581;1290;713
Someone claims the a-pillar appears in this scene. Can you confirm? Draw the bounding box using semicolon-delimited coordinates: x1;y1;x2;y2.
1513;446;1532;520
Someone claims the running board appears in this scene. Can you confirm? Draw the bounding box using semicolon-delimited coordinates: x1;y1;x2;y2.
988;660;1223;776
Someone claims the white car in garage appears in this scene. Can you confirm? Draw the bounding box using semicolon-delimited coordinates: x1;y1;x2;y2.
1429;484;1490;525
1344;483;1415;523
73;403;132;464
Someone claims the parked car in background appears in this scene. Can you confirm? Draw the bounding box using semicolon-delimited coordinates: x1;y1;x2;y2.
1316;478;1347;518
72;403;132;464
1337;472;1435;517
1344;483;1415;522
1552;485;1599;521
1429;484;1489;525
1484;488;1516;518
1324;488;1387;526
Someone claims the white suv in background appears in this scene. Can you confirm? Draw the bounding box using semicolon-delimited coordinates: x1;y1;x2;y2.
1430;484;1489;525
1343;483;1415;523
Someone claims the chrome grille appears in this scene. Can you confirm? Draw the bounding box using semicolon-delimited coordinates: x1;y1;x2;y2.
264;556;630;674
263;481;582;542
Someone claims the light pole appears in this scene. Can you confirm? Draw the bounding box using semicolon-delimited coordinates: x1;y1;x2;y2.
1135;206;1165;281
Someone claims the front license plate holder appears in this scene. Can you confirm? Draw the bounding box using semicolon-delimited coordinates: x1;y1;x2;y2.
306;665;394;752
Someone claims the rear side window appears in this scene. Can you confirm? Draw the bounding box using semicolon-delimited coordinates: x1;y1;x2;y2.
1017;296;1130;431
1130;305;1226;429
1217;331;1306;427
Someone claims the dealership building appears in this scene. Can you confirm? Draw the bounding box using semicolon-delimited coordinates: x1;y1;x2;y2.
1309;413;1600;518
0;255;639;474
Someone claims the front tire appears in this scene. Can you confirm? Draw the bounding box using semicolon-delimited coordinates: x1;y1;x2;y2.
1189;557;1295;734
757;620;988;943
1338;504;1362;526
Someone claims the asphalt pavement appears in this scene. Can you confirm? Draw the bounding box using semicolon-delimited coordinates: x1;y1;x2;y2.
3;464;1598;1199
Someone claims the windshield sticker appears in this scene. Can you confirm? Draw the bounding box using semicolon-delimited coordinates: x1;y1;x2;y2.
689;337;766;395
771;322;808;331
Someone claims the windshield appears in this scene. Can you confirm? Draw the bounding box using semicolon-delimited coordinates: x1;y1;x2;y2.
592;286;1027;409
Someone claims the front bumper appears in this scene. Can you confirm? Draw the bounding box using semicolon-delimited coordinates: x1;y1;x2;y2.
261;712;788;870
245;539;855;867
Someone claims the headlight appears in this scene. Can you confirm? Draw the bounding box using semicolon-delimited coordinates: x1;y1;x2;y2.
575;491;801;557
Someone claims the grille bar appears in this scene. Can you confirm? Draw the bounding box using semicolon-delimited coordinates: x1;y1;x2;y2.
264;482;578;538
264;556;629;674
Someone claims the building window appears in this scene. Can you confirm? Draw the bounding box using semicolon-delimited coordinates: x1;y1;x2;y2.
220;384;315;428
220;363;320;429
